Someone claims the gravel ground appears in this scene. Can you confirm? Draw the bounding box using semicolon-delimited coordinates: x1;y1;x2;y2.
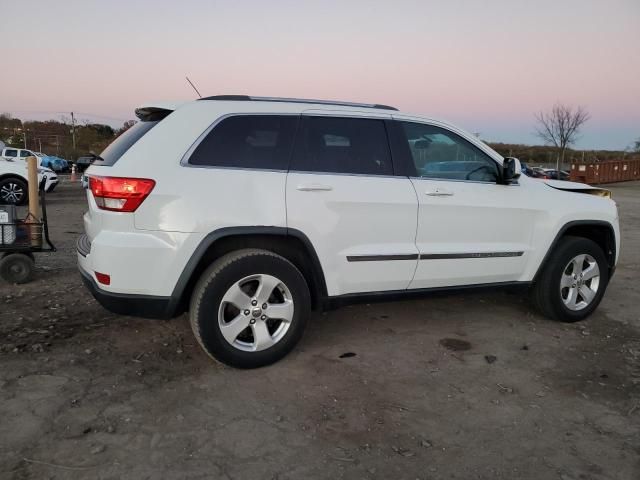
1;179;639;480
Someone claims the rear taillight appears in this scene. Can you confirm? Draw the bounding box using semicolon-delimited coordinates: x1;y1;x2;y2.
89;176;155;212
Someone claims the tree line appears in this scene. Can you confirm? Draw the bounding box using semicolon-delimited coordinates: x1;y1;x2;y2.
0;113;134;160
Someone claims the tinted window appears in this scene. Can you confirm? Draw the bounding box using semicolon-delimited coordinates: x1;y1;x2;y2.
291;116;392;175
189;115;297;170
95;120;158;167
400;122;498;182
19;150;34;157
4;149;17;157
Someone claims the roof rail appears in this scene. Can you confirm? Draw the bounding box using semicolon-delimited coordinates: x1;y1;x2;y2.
198;95;398;111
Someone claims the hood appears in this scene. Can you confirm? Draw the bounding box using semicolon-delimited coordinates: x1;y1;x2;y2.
544;179;611;198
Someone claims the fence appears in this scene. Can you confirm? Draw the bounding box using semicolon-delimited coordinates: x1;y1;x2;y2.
570;159;640;184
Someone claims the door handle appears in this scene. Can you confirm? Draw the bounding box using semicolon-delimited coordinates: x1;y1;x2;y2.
296;184;333;192
425;189;454;196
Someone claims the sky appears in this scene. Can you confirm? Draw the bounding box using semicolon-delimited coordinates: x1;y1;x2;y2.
1;0;639;150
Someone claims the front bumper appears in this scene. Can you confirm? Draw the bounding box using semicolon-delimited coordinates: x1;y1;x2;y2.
45;176;58;192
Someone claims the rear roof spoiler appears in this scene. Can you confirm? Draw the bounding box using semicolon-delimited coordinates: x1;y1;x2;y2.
135;102;183;121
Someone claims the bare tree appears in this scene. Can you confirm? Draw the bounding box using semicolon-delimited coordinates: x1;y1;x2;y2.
535;104;590;171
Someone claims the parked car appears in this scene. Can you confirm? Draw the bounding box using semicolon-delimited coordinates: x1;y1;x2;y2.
1;148;60;180
39;155;69;173
528;166;551;179
543;169;570;181
2;148;43;166
78;95;620;368
0;156;58;204
75;156;96;172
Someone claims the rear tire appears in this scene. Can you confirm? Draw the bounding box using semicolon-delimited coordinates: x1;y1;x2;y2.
530;236;609;322
0;253;35;284
190;249;311;368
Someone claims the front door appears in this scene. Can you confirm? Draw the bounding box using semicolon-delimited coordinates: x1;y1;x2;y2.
393;119;539;289
286;113;418;296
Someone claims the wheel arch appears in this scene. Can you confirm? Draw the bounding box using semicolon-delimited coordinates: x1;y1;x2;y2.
0;173;28;183
168;227;328;316
533;220;616;282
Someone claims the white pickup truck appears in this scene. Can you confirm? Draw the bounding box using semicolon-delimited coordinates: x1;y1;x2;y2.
0;146;59;204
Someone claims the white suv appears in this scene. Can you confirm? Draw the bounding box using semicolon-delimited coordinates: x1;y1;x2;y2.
1;154;59;204
77;96;620;368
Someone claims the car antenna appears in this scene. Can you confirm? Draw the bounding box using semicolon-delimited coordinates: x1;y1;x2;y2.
185;76;202;99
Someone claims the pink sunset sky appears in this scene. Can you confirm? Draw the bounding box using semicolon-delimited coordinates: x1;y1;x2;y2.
2;0;639;149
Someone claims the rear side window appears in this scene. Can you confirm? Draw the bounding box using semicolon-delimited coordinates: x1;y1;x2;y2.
291;116;392;175
96;121;159;166
188;115;297;170
4;149;17;157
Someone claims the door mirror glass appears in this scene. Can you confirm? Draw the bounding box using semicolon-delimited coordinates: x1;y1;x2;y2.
502;157;521;184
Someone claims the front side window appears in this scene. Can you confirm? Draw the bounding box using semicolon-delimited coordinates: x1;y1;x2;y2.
19;150;33;157
400;122;498;182
291;116;393;175
188;115;297;170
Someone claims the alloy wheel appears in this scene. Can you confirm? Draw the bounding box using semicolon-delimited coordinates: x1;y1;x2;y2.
0;182;24;204
560;254;600;311
218;274;294;352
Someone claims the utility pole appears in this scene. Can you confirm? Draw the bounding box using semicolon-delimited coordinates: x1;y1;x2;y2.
38;138;42;152
70;112;77;159
24;128;27;149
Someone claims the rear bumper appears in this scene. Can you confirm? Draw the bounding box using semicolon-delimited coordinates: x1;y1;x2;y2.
77;233;178;319
79;265;174;319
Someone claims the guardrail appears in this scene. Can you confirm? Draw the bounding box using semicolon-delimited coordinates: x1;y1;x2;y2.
570;159;640;184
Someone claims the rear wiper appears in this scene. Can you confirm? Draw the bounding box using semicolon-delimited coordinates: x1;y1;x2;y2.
89;151;104;162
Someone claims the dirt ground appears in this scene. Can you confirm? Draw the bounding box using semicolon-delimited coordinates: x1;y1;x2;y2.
1;179;638;480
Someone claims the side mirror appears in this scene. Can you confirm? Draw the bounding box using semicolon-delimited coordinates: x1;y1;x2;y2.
502;157;521;184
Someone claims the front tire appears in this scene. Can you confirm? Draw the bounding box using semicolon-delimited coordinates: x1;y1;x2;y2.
0;177;28;205
531;236;609;322
190;249;311;368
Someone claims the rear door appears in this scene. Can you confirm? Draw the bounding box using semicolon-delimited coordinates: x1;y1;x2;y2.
286;112;418;296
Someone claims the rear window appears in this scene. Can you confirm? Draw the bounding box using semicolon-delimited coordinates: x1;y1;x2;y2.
188;115;297;170
95;121;158;166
